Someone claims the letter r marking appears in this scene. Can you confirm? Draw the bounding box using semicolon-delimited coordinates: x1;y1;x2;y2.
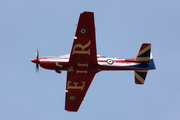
72;41;91;55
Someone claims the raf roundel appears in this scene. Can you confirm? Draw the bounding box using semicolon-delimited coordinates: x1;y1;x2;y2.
106;59;114;65
80;28;87;34
69;96;76;100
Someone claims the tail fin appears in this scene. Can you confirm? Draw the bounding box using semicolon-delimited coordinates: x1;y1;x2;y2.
134;70;148;84
134;43;155;84
134;43;151;63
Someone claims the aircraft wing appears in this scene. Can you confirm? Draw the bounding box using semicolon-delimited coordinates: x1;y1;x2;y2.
65;71;96;111
65;12;98;111
69;11;97;65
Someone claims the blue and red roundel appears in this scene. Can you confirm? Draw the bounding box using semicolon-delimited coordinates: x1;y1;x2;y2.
106;59;114;65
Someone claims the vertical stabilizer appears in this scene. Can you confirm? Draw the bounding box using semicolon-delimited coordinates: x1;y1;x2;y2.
135;43;151;63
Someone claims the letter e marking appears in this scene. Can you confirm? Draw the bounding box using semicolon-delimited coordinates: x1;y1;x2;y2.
67;81;85;91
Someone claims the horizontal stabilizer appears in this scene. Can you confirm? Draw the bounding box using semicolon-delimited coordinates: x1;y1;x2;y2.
134;70;148;84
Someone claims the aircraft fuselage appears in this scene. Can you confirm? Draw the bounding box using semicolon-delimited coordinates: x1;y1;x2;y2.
31;55;155;73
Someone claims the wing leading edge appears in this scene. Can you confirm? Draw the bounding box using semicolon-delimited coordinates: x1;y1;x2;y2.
65;12;97;112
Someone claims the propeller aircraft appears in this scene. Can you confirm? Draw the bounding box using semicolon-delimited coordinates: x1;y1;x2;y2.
31;11;156;112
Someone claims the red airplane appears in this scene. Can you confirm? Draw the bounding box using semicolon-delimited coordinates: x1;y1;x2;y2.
31;11;156;112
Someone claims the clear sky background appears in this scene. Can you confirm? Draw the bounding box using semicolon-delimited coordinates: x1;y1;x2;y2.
1;0;180;120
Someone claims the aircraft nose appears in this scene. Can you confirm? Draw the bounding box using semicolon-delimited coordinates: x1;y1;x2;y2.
31;58;39;63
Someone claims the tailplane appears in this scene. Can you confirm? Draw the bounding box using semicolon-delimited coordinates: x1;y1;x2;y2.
133;43;156;84
134;70;148;84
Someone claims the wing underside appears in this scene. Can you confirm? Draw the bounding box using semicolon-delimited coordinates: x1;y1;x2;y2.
65;11;97;112
69;11;97;65
65;71;96;111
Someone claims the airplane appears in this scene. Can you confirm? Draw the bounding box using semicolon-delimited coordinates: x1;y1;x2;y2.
31;11;156;112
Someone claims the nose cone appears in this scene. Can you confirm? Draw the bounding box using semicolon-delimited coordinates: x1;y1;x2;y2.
31;58;39;63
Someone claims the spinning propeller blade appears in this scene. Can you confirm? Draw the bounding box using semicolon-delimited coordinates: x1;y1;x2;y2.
35;49;39;72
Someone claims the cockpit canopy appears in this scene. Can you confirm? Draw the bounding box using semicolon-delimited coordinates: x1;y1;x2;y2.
97;55;106;58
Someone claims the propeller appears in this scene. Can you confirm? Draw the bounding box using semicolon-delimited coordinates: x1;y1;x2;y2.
35;49;39;72
31;49;40;72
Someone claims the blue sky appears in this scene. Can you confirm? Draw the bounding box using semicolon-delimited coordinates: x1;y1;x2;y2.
1;0;180;120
